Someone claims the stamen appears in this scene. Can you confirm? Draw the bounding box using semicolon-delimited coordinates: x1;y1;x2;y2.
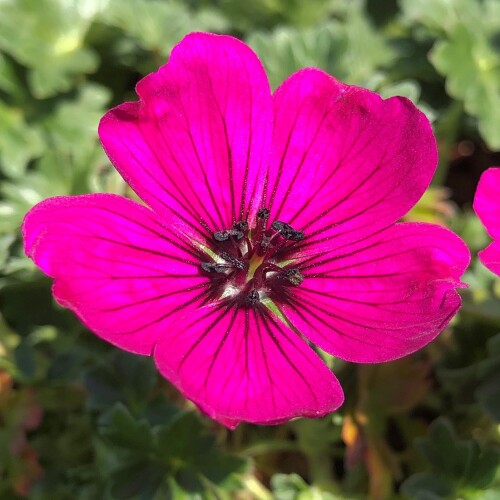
259;234;272;251
280;268;305;286
213;228;244;241
287;230;304;241
220;251;246;270
271;220;305;241
230;229;245;239
257;208;270;220
245;290;260;304
213;230;230;242
204;212;306;306
201;262;228;273
233;220;248;232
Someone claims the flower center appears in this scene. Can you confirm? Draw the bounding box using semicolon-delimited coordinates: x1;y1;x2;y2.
200;208;305;307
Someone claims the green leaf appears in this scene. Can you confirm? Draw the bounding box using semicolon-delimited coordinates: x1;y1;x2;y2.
403;418;500;498
430;23;500;149
465;446;500;489
0;83;110;234
100;403;154;452
142;395;179;428
174;468;204;494
400;0;500;148
0;158;71;234
0;0;101;97
0;101;44;177
155;411;247;491
0;234;15;272
379;80;421;102
217;0;337;32
249;7;393;90
194;450;247;487
112;351;158;401
248;23;341;90
271;473;310;499
474;333;500;421
339;1;395;85
271;472;343;500
399;0;482;35
83;366;124;410
101;0;228;57
401;472;454;499
47;351;84;381
486;333;500;357
156;412;214;461
13;339;36;379
0;53;24;98
415;419;470;479
41;83;110;160
109;461;166;500
83;351;158;411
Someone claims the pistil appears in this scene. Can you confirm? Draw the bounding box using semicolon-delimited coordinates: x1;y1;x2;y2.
247;253;265;281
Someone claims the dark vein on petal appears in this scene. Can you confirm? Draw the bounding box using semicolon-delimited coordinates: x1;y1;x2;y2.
179;304;232;370
119;288;210;336
77;207;201;259
295;293;443;339
303;244;442;275
137;117;218;232
99;282;209;312
257;307;318;402
286;297;403;351
273;102;331;221
82;235;199;264
175;80;226;229
253;307;278;415
202;306;239;390
115;130;211;238
267;95;307;213
286;96;365;225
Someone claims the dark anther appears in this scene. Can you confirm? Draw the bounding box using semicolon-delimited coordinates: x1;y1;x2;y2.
271;220;305;241
257;208;270;219
280;268;304;286
245;290;260;304
287;229;305;241
213;230;229;242
229;229;244;240
272;220;292;235
259;234;272;251
220;251;245;270
233;220;248;232
201;262;227;273
213;228;244;241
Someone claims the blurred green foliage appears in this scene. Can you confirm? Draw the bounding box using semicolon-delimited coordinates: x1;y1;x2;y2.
1;0;499;498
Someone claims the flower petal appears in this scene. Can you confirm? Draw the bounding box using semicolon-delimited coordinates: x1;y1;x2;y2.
154;304;344;427
473;167;500;239
23;194;207;355
478;242;500;276
282;223;469;363
474;168;500;276
267;69;437;250
99;33;272;235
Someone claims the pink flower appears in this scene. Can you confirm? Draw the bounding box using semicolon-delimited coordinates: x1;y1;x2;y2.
23;33;470;428
473;168;500;276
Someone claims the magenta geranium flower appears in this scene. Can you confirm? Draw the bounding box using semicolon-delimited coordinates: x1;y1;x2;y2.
23;33;470;428
473;168;500;276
